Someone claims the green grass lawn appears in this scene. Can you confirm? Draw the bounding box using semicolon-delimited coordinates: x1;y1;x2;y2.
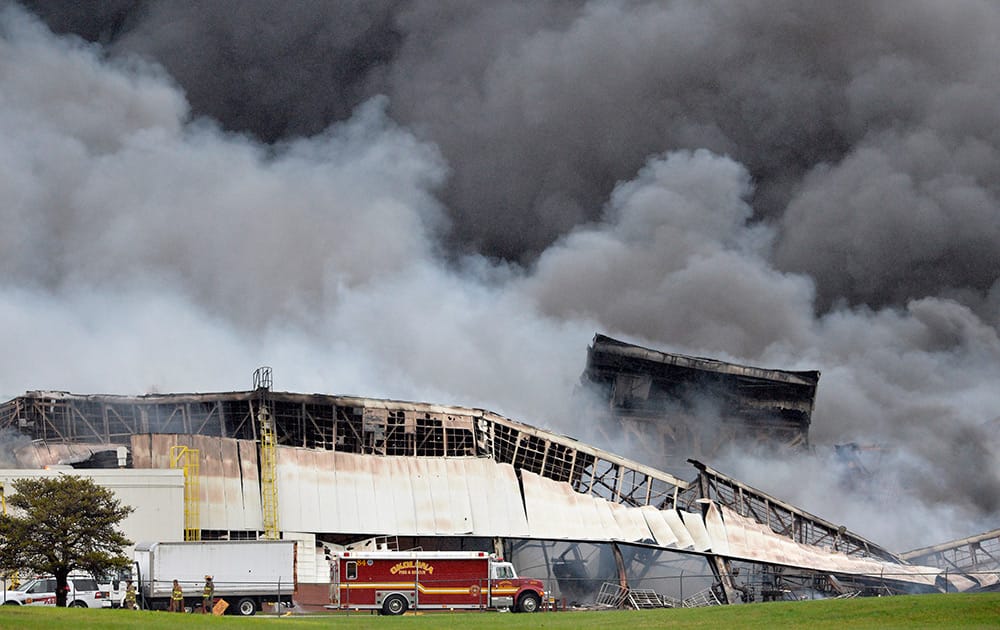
1;593;998;630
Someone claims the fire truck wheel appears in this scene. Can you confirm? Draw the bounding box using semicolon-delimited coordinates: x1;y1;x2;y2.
236;597;258;616
381;594;408;616
516;592;541;613
69;601;87;608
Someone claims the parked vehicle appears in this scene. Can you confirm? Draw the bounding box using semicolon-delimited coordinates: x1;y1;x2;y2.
2;574;107;607
327;550;546;615
133;540;296;616
95;568;132;608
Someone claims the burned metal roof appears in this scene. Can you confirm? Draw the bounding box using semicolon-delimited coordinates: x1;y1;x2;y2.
578;334;820;472
900;528;1000;590
0;385;953;597
583;334;819;419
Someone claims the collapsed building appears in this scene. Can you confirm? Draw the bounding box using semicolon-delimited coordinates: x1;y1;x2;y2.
579;334;819;477
0;375;972;608
901;530;1000;592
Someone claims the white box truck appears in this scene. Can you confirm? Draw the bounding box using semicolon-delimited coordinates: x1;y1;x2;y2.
133;540;296;616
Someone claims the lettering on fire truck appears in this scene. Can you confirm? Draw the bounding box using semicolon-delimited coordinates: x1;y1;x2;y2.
389;560;434;575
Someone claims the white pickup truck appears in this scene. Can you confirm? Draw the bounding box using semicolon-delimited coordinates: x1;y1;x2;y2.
95;568;133;608
2;575;108;607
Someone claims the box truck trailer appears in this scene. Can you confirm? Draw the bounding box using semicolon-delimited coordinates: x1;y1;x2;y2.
133;540;296;616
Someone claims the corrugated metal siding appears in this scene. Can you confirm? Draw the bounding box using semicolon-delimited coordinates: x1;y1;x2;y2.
640;506;679;547
372;455;400;534
715;506;939;586
521;470;558;538
428;458;455;534
680;510;711;552
495;463;531;537
138;434;258;532
220;438;248;530
354;453;382;534
351;451;376;531
316;450;339;530
194;434;227;529
625;505;655;543
445;458;474;534
568;483;605;540
522;471;661;543
663;509;695;549
513;488;943;588
387;458;417;533
128;430;950;593
277;447;303;531
136;433;235;531
703;502;730;556
464;458;495;533
297;449;321;531
274;449;528;537
595;497;620;537
410;457;437;535
609;502;650;542
128;434;947;591
238;439;263;530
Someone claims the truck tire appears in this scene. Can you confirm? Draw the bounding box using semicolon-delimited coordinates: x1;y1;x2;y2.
3;601;20;605
516;592;541;613
236;597;257;616
69;601;87;608
381;594;408;616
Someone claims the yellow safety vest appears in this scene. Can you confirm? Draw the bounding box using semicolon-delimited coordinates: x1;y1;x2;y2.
172;586;183;600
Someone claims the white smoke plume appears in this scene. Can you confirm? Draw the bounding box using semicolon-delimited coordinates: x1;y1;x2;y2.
2;2;999;550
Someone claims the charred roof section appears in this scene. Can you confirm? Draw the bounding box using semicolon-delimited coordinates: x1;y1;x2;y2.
0;388;691;510
0;386;956;599
900;529;1000;591
579;334;820;471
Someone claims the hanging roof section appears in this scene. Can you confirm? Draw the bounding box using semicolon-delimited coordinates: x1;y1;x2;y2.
583;334;819;412
580;334;819;450
586;334;820;386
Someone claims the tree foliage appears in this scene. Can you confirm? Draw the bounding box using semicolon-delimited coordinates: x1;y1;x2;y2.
0;475;134;607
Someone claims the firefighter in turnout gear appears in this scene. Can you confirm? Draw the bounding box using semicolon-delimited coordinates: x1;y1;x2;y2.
169;579;183;612
202;575;214;614
123;580;137;610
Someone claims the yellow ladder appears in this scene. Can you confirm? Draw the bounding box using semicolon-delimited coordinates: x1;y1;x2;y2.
170;446;201;541
259;405;279;539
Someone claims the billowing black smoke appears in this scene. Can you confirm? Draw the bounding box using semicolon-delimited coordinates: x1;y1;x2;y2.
3;1;1000;550
22;0;1000;310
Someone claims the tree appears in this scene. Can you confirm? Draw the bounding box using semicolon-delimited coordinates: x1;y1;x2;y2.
0;475;134;607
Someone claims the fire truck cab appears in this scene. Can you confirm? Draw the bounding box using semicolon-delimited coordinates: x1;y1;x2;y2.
328;550;545;615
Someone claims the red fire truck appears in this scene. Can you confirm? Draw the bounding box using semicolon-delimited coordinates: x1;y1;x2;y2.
327;550;546;615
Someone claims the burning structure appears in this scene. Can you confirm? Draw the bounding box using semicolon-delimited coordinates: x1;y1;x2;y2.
0;359;969;608
4;1;999;612
579;334;820;475
901;530;1000;592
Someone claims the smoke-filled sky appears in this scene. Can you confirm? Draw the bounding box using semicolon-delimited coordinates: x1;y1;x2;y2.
2;1;1000;550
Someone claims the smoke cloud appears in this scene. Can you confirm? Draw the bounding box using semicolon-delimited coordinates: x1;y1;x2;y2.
3;1;999;550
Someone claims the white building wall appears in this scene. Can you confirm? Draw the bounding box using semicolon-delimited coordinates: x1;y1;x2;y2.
275;448;529;537
0;468;184;553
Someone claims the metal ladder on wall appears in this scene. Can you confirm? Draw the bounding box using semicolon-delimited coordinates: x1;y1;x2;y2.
170;445;201;541
255;367;279;540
